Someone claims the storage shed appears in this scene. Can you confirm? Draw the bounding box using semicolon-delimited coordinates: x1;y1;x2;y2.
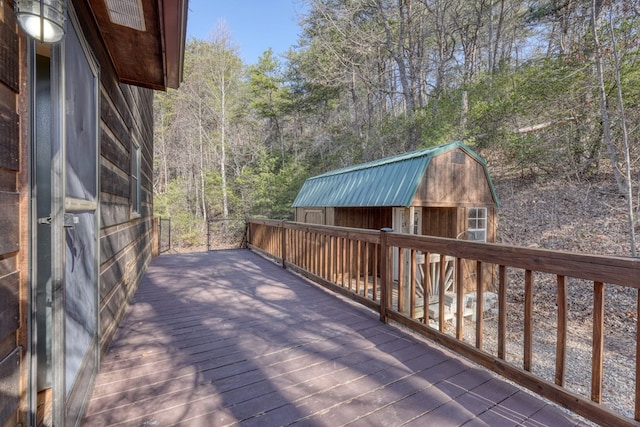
293;141;500;306
293;141;499;239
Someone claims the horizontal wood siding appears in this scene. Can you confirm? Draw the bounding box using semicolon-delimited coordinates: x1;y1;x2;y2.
98;83;155;351
0;192;19;254
0;272;19;343
0;347;20;426
0;2;25;426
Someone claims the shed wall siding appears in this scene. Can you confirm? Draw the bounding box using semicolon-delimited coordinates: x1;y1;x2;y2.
415;148;495;207
422;207;459;238
334;207;392;230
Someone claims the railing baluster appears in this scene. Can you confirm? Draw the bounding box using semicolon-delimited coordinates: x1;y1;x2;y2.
340;237;344;285
325;234;330;280
315;232;320;276
423;252;431;325
319;233;324;279
341;237;347;287
298;229;302;267
524;270;533;372
310;231;314;273
296;229;299;266
322;234;329;280
347;238;353;290
356;240;362;295
373;243;378;302
439;254;446;332
592;281;604;403
398;248;405;313
556;275;567;386
498;265;507;360
331;236;340;285
476;260;484;350
456;257;463;339
308;231;313;272
364;242;370;299
310;232;315;274
302;230;306;270
281;223;287;268
410;249;416;319
636;288;640;421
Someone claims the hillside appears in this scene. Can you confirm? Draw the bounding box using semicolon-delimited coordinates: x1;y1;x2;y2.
494;173;632;256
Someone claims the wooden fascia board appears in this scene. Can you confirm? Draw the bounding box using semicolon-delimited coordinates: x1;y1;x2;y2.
160;0;188;89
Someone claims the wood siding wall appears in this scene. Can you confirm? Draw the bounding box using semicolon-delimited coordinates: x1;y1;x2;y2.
414;148;496;207
334;207;393;230
0;2;26;426
74;1;156;351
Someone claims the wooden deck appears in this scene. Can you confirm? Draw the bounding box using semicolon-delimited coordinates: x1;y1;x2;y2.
82;250;588;427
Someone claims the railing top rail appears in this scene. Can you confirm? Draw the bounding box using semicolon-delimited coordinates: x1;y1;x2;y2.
386;232;640;288
248;219;381;243
248;218;284;227
247;218;640;287
285;221;381;242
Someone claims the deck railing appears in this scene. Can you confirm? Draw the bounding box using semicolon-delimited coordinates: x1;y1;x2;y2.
246;218;640;427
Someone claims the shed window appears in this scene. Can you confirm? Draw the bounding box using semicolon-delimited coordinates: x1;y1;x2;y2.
131;143;141;215
467;207;487;242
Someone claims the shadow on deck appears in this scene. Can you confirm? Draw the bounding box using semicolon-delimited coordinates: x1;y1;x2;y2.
82;250;587;426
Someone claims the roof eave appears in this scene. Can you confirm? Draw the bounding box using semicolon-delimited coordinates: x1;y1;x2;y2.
86;0;188;90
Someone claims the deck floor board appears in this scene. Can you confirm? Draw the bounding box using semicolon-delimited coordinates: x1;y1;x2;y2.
82;250;583;426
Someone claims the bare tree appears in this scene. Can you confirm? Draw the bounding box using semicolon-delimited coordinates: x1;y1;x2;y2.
591;0;625;194
607;6;637;256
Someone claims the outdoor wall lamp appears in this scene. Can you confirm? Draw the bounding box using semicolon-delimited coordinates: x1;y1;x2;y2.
14;0;66;43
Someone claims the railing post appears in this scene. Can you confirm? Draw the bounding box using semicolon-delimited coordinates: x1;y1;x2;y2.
207;219;211;252
156;217;161;256
281;220;287;268
245;219;251;248
380;228;393;323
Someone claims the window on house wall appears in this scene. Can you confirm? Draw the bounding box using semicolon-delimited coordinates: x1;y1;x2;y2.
467;207;487;242
131;143;141;215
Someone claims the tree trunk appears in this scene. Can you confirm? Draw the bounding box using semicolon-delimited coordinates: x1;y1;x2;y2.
608;9;637;256
199;98;207;220
460;89;468;136
591;0;625;195
220;73;229;222
377;0;417;148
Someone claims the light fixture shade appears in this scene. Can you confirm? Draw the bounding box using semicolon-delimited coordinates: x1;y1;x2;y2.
15;0;66;43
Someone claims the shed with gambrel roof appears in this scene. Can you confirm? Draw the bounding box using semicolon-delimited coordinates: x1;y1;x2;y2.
293;141;499;243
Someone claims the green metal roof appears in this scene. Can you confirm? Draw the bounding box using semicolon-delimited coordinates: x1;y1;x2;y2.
292;141;499;208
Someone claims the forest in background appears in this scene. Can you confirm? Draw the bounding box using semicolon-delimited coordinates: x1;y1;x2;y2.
153;0;640;256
